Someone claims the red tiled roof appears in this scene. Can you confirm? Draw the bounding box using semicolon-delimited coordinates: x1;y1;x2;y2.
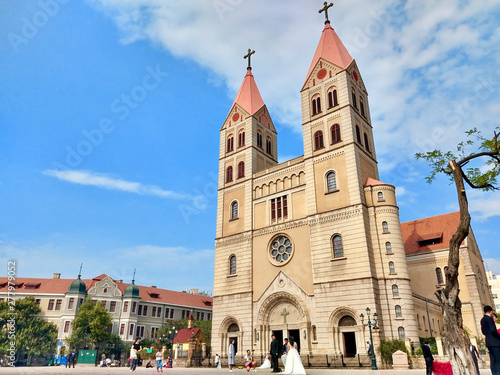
173;328;201;343
231;68;265;115
0;274;212;310
304;21;353;85
365;177;392;187
401;212;461;255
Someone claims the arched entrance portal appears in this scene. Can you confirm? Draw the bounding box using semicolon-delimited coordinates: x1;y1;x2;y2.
256;292;310;356
219;317;243;358
329;307;365;357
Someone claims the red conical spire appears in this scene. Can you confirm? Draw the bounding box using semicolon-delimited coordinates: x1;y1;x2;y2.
304;21;353;84
232;68;265;115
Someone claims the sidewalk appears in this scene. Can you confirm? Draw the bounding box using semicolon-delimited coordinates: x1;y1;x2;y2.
0;366;493;375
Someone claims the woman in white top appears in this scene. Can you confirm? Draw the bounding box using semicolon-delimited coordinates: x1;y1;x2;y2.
282;337;306;375
258;354;271;369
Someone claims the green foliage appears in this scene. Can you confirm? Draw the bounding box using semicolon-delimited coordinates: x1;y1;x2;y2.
419;337;437;355
416;127;500;190
0;296;58;358
379;339;409;364
67;297;114;350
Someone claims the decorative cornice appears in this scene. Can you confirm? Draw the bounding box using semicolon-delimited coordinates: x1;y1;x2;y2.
313;150;345;164
253;164;305;186
215;232;253;247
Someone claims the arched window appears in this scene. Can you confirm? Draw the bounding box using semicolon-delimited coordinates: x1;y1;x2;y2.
436;267;444;285
312;95;321;115
229;255;236;275
351;89;357;109
231;201;238;220
398;326;405;339
360;98;366;117
382;221;389;233
392;284;399;297
314;130;324;150
226;135;234;152
238;130;245;147
389;261;395;273
326;171;337;192
226;166;233;183
385;242;392;253
364;133;370;152
395;305;402;317
312;325;317;341
331;123;341;143
377;192;384;201
327;88;338;108
257;130;263;148
237;161;245;179
417;314;421;329
355;125;362;143
332;234;343;258
266;137;272;154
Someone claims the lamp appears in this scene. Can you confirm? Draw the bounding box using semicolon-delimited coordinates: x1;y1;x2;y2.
360;307;378;370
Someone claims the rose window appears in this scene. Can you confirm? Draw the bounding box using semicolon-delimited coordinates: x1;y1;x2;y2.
269;235;293;265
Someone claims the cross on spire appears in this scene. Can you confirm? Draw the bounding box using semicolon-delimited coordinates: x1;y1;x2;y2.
78;263;83;278
132;268;136;284
319;2;334;23
281;308;289;324
244;48;255;69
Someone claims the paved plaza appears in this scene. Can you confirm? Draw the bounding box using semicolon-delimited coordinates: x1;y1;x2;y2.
0;367;493;375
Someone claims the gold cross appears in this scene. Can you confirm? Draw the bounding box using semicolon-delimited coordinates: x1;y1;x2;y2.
319;2;334;23
244;48;255;69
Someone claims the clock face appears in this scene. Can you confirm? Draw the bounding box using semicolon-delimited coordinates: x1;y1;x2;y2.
232;113;240;122
317;69;327;80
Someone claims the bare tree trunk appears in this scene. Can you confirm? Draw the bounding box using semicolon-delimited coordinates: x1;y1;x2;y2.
435;160;476;374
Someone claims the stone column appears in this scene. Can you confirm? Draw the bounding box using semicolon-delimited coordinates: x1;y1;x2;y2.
436;336;444;356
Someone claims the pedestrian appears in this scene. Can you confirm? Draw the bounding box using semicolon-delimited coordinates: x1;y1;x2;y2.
422;340;434;375
244;349;257;372
270;334;281;373
215;353;221;369
481;305;500;375
228;339;236;372
156;347;164;373
366;341;372;356
282;337;306;375
130;337;142;372
281;338;289;366
470;344;481;375
66;349;76;368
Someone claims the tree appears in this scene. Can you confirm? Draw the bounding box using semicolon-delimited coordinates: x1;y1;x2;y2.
67;297;116;350
416;127;500;375
0;296;58;364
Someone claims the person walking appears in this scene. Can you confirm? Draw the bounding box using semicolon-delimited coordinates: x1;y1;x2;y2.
130;337;142;372
422;340;434;375
66;349;76;368
481;305;500;375
270;334;281;373
155;347;164;372
228;339;236;372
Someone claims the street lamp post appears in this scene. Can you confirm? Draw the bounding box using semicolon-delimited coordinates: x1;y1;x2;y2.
360;307;378;370
168;326;177;367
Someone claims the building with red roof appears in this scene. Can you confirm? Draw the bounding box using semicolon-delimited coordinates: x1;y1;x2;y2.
0;273;212;347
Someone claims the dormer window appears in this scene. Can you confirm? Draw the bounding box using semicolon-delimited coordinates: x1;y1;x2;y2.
312;95;321;115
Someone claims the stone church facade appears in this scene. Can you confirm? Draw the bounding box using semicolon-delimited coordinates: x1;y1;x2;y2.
211;11;493;362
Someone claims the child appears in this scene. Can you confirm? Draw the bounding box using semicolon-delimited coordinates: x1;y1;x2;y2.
155;348;163;372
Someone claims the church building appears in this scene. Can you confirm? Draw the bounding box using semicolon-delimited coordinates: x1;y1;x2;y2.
212;5;418;361
211;4;493;363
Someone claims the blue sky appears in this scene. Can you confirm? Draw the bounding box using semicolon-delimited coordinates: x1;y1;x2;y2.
1;0;499;292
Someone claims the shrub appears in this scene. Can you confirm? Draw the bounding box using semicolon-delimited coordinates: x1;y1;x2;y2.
379;339;409;365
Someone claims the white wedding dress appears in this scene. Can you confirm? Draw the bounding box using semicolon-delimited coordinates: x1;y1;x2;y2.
258;356;271;369
282;347;306;374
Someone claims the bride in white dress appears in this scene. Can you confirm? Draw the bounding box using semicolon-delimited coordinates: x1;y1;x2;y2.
282;338;306;375
258;354;271;369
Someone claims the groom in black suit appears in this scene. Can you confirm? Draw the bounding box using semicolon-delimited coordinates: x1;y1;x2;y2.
481;305;500;375
270;334;281;372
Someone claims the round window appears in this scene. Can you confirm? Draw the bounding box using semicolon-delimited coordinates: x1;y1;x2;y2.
269;235;294;265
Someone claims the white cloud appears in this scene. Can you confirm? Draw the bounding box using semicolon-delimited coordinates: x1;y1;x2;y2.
468;190;500;222
43;169;206;207
90;0;500;176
